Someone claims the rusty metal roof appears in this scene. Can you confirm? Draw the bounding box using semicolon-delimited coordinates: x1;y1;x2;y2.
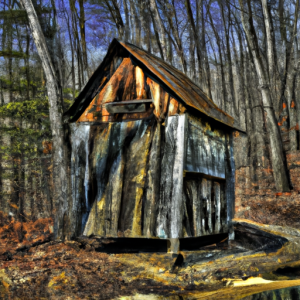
65;39;243;131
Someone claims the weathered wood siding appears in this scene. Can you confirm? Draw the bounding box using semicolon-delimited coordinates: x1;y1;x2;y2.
185;115;226;179
225;132;235;240
70;124;91;237
157;114;187;239
182;115;228;236
71;114;229;239
71;58;232;239
183;178;227;237
75;115;191;239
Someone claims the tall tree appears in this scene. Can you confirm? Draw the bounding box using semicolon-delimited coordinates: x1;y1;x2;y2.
239;0;290;192
19;0;71;239
149;0;166;59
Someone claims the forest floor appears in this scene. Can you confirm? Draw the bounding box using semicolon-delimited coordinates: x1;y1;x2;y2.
1;215;300;299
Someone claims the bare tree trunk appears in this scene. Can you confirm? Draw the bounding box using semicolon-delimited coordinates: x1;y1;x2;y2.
123;0;130;42
140;0;150;50
239;0;290;192
20;0;71;239
246;50;269;184
231;26;245;130
7;20;13;103
25;30;30;100
78;0;88;81
285;38;300;151
162;2;187;73
283;0;299;151
70;0;83;89
134;0;141;47
166;31;173;64
218;1;237;117
149;0;166;59
185;0;203;86
105;0;125;40
64;8;76;98
77;45;83;91
244;54;253;135
1;118;12;216
261;0;277;106
189;27;196;82
208;10;228;112
127;0;141;46
201;0;212;99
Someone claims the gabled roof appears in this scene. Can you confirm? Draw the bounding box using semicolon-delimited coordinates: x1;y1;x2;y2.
65;38;243;131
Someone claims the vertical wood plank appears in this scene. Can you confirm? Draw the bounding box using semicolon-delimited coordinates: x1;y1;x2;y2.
119;120;152;237
157;120;174;239
189;181;200;237
70;124;90;237
157;114;187;239
225;132;235;239
101;122;127;236
211;140;217;177
83;122;141;237
106;151;125;236
184;180;197;237
217;142;226;179
147;78;161;119
162;92;170;117
182;190;192;237
201;178;208;235
198;179;203;236
214;182;221;233
135;66;146;99
170;114;187;238
201;132;210;175
207;137;214;178
207;179;212;234
220;183;227;232
143;122;161;237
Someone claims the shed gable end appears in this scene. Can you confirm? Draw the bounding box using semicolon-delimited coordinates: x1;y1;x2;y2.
77;56;182;123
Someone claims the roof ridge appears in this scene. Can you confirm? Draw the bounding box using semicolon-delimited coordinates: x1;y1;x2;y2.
66;38;244;132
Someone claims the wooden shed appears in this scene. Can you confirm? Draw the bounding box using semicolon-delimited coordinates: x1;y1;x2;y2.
65;39;242;249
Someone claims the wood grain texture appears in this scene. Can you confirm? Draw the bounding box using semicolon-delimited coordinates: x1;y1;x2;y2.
81;120;155;237
118;120;153;237
186;115;226;179
157;114;187;238
170;114;187;238
143;122;161;237
184;179;201;236
70;124;90;237
225;132;235;238
77;58;153;123
183;177;227;237
214;182;221;233
147;78;162;120
168;97;179;116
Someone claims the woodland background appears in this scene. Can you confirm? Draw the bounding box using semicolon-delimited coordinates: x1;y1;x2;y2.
0;0;300;223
